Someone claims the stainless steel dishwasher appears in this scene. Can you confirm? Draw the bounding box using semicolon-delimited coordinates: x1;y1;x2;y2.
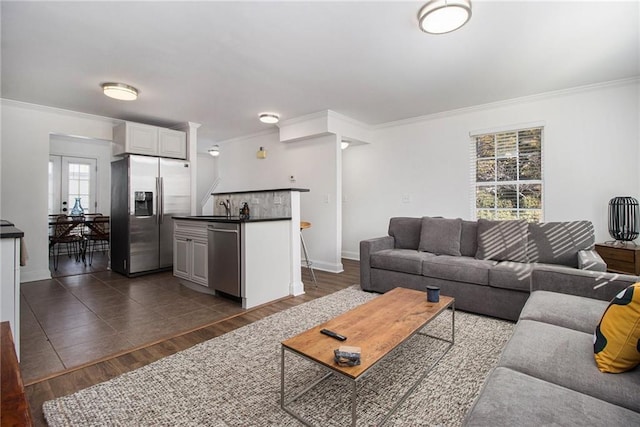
207;222;241;297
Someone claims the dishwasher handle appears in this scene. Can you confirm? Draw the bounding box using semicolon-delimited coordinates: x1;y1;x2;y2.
208;227;239;234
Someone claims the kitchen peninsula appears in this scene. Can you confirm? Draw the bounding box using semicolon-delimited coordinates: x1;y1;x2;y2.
173;188;309;309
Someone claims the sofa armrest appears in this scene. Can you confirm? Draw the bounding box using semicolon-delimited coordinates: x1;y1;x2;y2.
578;249;607;272
359;236;394;290
532;264;638;302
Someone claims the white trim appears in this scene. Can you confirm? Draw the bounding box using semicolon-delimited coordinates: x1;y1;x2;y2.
469;121;546;138
215;127;278;145
1;98;121;125
341;250;359;261
376;77;639;130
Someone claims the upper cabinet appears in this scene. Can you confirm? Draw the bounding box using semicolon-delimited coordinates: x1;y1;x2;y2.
113;122;187;159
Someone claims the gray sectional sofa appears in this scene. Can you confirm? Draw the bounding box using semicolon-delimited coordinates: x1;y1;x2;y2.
463;269;640;426
360;217;607;321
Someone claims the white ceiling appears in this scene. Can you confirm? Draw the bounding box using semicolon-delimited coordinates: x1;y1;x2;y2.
2;1;638;149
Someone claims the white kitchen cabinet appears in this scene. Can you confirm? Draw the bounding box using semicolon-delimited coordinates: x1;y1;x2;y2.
113;122;186;159
173;220;208;287
1;225;22;360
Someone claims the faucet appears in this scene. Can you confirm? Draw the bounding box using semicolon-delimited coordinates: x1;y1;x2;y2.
219;199;231;217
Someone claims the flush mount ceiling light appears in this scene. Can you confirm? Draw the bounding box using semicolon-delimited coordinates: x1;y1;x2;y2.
101;82;138;101
341;140;350;150
259;113;280;124
208;145;220;157
418;0;472;34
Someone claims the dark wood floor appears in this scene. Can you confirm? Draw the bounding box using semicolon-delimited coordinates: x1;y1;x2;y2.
25;259;360;426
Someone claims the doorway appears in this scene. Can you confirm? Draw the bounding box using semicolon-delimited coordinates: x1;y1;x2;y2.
48;155;97;215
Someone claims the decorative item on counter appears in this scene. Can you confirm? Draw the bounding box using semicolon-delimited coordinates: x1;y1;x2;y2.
239;202;250;219
334;345;361;366
70;198;84;216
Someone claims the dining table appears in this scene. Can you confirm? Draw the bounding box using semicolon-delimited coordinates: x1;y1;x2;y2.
48;215;110;264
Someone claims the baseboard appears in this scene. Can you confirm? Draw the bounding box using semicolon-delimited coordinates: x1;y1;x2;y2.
341;251;359;261
303;260;343;273
20;269;52;283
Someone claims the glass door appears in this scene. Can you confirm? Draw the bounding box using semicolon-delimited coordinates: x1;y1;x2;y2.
49;155;97;215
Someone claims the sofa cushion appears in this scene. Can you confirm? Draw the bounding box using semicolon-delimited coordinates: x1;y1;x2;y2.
489;261;533;292
370;249;435;275
422;256;496;286
418;217;462;256
460;220;478;257
476;219;528;262
520;291;607;334
388;217;422;250
594;283;640;373
498;319;640;413
463;367;640;427
527;221;595;267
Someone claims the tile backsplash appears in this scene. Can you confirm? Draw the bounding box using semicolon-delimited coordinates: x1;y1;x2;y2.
213;191;292;217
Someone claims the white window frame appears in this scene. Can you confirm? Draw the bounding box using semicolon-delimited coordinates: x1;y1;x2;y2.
470;124;544;222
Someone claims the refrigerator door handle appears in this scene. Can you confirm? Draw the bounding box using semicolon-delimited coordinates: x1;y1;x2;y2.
159;176;164;224
155;177;160;225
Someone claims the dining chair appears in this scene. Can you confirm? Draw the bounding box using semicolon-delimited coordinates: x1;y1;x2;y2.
49;214;84;270
85;215;109;266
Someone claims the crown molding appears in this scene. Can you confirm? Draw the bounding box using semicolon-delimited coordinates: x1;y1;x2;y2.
1;98;122;124
216;127;279;145
375;77;640;130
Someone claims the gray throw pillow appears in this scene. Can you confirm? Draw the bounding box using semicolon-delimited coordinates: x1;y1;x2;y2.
388;217;422;250
475;219;528;262
418;217;462;256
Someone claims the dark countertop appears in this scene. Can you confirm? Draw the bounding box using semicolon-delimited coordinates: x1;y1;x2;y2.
0;220;24;239
173;216;291;223
212;188;309;196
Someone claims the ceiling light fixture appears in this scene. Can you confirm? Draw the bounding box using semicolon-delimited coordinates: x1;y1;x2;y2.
418;0;472;34
101;82;139;101
259;113;280;124
341;140;350;150
208;145;220;157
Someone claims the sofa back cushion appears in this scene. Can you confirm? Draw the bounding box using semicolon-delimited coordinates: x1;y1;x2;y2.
388;217;422;249
460;220;478;257
527;221;594;267
476;219;528;262
418;217;462;256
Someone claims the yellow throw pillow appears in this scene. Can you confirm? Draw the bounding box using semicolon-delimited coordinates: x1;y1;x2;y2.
594;283;640;373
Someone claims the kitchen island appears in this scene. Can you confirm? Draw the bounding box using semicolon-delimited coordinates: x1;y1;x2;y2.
173;215;293;309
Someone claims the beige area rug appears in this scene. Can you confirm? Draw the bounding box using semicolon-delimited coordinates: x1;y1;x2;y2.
43;286;514;426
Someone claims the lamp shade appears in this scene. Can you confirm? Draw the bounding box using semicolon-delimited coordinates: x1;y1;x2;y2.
608;196;639;241
418;0;472;34
102;82;138;101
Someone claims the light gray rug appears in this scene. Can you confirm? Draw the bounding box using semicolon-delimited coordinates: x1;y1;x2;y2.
43;286;514;426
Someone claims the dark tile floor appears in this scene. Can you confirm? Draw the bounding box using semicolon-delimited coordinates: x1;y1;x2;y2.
21;255;246;384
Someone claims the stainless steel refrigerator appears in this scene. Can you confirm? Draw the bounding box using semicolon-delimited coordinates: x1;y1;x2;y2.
111;155;191;276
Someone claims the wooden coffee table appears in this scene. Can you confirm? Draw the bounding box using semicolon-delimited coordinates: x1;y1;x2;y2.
280;287;455;426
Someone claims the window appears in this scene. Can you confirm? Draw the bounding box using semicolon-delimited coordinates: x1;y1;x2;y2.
48;155;97;215
472;127;543;222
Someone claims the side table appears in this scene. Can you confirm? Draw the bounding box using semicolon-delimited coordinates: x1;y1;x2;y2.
594;242;640;275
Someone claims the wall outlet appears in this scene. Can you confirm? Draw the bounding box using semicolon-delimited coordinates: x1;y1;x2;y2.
402;194;411;203
323;194;330;204
274;196;282;205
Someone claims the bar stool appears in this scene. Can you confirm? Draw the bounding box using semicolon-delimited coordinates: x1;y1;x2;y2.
300;221;318;287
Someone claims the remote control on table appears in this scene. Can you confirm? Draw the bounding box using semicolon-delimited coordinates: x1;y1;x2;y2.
320;329;347;341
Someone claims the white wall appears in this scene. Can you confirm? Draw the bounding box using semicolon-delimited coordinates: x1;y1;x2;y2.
49;134;113;215
216;130;343;272
1;101;117;282
342;80;640;258
196;152;218;215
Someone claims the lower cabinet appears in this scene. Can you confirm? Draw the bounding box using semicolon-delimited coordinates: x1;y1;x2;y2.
174;221;208;287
